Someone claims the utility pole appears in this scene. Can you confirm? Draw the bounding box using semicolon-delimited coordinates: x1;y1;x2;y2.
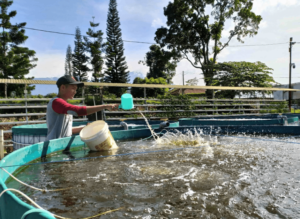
289;37;296;111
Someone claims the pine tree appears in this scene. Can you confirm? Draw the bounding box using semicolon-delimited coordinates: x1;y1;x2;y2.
65;45;73;76
105;0;129;97
72;27;89;82
84;19;105;83
0;0;37;97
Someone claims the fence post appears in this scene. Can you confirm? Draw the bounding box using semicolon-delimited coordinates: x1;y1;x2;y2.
100;87;106;121
82;87;86;119
0;130;4;159
144;88;148;111
212;90;215;115
24;85;28;124
4;83;7;98
93;95;97;120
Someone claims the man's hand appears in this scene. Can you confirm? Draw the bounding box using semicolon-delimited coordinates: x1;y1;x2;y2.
105;104;119;111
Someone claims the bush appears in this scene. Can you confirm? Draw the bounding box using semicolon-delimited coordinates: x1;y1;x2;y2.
44;93;57;98
131;77;169;98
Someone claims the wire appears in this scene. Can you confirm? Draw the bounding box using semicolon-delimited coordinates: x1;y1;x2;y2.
23;27;154;45
22;26;289;48
227;42;288;47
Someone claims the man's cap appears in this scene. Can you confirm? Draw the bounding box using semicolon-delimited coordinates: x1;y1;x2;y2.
56;75;84;88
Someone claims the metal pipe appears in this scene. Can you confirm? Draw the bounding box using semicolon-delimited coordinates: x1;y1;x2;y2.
82;87;86;119
93;95;97;120
144;88;148;111
24;84;28;124
0;130;4;159
289;37;293;111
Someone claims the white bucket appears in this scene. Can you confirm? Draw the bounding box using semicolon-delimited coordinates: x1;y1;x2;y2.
79;121;118;151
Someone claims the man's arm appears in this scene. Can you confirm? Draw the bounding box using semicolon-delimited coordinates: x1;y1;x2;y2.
72;125;85;134
86;104;119;115
52;98;118;116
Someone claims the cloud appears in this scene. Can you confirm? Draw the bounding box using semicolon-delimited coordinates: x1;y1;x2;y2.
28;51;66;78
151;18;164;28
260;21;268;29
253;0;300;14
126;54;148;79
91;0;169;27
173;59;205;86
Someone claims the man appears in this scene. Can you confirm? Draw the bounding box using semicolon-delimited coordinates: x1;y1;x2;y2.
46;75;118;141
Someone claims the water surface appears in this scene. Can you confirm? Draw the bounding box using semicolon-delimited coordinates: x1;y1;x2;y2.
5;132;300;218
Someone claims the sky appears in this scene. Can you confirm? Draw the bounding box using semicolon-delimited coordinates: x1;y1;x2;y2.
9;0;300;94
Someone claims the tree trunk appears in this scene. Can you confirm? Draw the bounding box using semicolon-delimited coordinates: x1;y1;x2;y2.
203;69;214;99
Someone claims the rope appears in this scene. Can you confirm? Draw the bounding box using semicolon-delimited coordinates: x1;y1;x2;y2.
0;168;73;193
0;188;124;219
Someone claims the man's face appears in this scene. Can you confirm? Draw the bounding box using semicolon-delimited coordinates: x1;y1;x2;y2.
62;84;78;99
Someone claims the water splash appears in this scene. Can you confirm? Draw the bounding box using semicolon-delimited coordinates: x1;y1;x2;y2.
138;110;160;141
157;129;219;147
138;110;217;148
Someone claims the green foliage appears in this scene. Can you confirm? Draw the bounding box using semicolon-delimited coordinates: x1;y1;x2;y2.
157;94;196;118
155;0;262;98
31;94;44;98
84;19;105;87
186;93;206;98
131;77;169;98
104;0;129;97
65;45;73;76
0;0;37;97
211;61;276;99
44;93;57;98
140;44;178;83
274;101;288;113
72;27;89;82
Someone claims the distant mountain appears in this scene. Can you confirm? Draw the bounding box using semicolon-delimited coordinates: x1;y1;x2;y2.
129;72;145;83
31;77;58;95
31;73;145;95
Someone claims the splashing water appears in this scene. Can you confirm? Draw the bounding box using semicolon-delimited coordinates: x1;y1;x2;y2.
138;110;160;141
157;129;219;147
138;109;218;148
